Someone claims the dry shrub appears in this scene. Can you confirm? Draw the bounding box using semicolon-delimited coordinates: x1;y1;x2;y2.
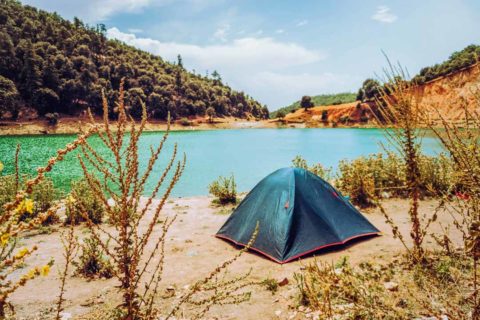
371;60;436;262
428;95;480;316
209;174;237;205
295;252;473;319
0;132;95;316
64;80;258;319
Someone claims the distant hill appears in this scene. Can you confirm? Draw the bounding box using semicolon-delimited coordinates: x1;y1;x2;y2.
0;0;269;121
270;93;356;118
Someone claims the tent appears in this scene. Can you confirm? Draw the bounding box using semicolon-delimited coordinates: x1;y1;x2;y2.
216;167;380;263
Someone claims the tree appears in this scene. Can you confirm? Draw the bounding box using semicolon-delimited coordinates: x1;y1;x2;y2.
177;54;183;69
206;106;215;123
0;0;269;122
357;79;381;102
0;76;19;118
300;95;314;111
321;110;328;122
276;110;286;119
33;88;59;115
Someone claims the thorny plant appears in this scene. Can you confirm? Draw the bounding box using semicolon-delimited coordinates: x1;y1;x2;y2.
427;88;480;317
0;129;95;317
372;59;435;263
55;212;78;320
70;80;260;319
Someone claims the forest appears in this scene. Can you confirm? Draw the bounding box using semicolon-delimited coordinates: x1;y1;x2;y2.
0;0;269;121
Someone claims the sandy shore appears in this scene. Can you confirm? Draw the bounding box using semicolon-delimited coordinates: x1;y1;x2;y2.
8;196;462;319
0;117;287;136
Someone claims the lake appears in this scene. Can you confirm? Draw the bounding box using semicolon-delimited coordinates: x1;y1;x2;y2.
0;128;443;197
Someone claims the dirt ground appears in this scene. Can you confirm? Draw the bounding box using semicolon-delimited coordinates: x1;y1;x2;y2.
8;196;463;319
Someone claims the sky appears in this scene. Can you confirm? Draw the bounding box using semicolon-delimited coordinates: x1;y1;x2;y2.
23;0;480;110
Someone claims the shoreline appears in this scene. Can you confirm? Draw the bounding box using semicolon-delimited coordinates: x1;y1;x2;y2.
0;118;378;136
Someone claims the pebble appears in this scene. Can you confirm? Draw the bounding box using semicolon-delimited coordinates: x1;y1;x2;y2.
383;281;399;291
275;310;282;317
60;312;72;320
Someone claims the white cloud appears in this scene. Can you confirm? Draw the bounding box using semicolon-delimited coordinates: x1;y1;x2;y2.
275;29;285;34
213;24;230;42
372;6;398;23
296;20;308;27
107;27;323;71
128;28;144;34
106;27;331;108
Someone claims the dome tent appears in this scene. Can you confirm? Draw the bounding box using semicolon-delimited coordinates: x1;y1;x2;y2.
216;167;380;264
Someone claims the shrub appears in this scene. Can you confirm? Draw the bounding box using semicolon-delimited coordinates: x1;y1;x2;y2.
0;174;58;224
45;112;59;126
179;117;191;126
0;174;17;216
294;253;472;319
291;156;332;181
336;153;453;208
321;110;328;122
276;110;286;119
75;236;113;279
65;178;104;225
209;174;237;204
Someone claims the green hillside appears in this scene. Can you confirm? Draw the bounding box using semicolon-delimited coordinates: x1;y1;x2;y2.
271;92;356;118
0;0;269;121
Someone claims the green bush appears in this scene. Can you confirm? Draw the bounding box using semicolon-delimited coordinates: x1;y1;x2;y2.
0;174;58;224
30;178;58;224
65;179;104;225
209;174;237;204
291;156;332;181
0;174;17;215
336;153;454;207
75;236;114;279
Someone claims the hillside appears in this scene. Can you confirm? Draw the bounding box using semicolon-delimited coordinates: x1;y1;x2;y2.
279;44;480;127
0;0;269;122
270;92;356;118
281;62;480;127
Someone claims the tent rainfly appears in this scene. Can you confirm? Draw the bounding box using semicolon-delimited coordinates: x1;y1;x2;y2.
216;167;380;263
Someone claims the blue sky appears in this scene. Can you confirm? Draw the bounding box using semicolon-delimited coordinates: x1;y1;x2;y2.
23;0;480;110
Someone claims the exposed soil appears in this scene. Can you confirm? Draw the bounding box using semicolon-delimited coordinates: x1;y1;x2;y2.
8;197;463;319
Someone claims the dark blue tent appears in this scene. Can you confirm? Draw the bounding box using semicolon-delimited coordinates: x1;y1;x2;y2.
216;167;380;263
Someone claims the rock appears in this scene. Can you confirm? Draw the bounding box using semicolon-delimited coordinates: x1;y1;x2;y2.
383;281;399;291
381;191;390;199
187;250;198;257
288;311;297;319
275;310;282;317
278;277;289;286
60;312;72;320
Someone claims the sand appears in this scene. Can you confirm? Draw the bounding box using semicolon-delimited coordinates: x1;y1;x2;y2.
8;196;463;319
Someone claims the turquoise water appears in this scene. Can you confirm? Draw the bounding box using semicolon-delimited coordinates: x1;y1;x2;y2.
0;129;442;197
